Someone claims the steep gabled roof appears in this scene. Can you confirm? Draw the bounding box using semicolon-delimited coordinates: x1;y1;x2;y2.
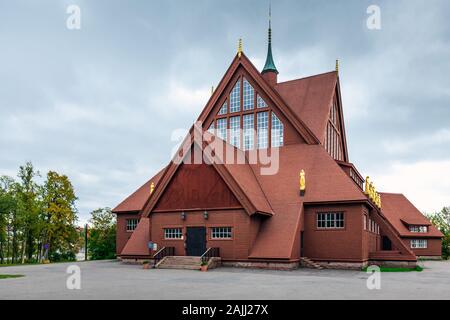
380;193;443;238
112;167;166;213
275;71;338;143
141;128;274;217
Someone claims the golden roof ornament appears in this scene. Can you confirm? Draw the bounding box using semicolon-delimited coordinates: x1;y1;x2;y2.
336;59;339;75
364;176;382;209
364;176;370;195
299;170;306;194
238;38;243;58
150;182;155;195
369;182;374;200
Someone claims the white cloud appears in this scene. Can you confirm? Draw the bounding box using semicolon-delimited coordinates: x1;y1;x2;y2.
166;81;210;113
373;160;450;213
383;128;450;154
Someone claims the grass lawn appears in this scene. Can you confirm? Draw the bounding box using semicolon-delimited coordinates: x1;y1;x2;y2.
362;265;424;272
0;274;24;279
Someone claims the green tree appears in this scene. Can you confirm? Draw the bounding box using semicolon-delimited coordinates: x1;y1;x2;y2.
0;176;18;264
0;176;19;263
88;208;116;260
41;171;79;262
428;207;450;259
16;162;41;263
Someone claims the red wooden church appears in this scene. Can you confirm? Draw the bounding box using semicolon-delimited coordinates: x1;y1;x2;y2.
113;22;442;270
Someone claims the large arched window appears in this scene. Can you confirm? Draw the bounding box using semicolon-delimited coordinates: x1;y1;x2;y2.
208;76;284;150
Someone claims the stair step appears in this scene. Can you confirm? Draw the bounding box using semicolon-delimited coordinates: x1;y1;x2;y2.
300;257;323;270
158;265;200;270
156;256;203;270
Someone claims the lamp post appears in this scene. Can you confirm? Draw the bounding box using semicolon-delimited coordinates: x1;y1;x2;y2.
85;223;88;261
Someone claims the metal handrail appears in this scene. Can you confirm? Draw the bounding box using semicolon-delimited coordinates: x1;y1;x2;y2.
153;246;175;266
201;247;220;264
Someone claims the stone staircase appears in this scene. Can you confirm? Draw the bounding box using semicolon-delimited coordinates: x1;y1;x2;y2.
155;256;202;270
300;257;323;270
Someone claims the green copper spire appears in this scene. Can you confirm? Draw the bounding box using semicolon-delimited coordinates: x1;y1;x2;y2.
262;4;278;75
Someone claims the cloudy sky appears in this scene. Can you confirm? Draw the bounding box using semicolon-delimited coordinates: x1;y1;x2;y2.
1;0;449;224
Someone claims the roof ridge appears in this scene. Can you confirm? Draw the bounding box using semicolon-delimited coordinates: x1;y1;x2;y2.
276;70;337;86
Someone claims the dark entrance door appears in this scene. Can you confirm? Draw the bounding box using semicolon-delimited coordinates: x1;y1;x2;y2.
300;232;304;257
382;236;392;250
186;227;206;256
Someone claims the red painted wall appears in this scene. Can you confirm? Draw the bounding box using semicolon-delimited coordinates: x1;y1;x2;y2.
303;204;367;262
154;163;240;211
149;209;261;260
402;238;442;257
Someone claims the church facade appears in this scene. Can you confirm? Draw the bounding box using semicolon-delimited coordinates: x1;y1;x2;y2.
113;27;442;269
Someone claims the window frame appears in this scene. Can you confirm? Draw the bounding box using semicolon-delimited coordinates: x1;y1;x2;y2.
271;111;284;148
164;228;184;240
409;225;428;233
411;239;427;249
126;219;139;232
316;212;345;230
210;227;233;240
209;76;284;152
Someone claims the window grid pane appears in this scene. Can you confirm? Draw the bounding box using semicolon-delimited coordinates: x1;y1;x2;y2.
218;102;227;115
411;239;427;248
271;112;284;147
257;95;267;108
208;122;214;134
230;81;241;113
257;111;268;149
409;225;428;233
211;227;232;239
126;219;139;232
317;212;344;229
243;114;254;151
243;78;254;111
164;228;183;239
216;118;227;142
230;116;241;148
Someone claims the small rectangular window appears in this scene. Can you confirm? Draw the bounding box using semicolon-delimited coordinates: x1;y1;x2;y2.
411;239;427;249
126;219;139;232
211;227;232;239
409;225;428;233
317;212;344;229
164;228;183;239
